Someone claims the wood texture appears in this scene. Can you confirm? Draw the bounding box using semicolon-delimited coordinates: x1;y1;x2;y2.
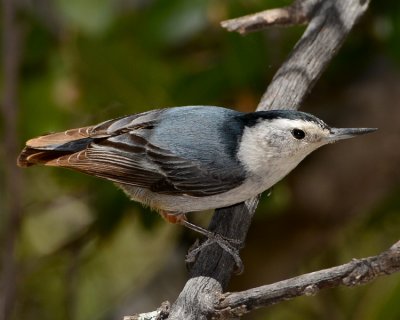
216;241;400;317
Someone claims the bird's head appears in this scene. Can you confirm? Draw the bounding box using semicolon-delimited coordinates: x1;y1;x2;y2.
237;110;376;176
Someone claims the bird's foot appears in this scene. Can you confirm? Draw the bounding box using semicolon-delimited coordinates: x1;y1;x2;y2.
159;211;244;274
185;232;244;274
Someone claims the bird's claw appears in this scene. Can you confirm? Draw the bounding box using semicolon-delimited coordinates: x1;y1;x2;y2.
185;233;244;274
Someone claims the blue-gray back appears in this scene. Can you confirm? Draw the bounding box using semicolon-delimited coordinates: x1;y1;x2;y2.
149;106;244;171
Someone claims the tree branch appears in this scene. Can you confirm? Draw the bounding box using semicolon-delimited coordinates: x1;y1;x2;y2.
257;0;370;110
126;0;372;319
221;0;318;35
216;241;400;317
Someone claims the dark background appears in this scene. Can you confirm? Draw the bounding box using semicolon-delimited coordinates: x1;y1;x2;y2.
1;0;400;319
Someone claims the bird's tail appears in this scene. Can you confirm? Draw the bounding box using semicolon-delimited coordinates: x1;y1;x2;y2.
17;127;93;167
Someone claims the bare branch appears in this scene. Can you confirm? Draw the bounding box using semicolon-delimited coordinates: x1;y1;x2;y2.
258;0;371;110
127;241;400;319
221;0;318;35
216;241;400;317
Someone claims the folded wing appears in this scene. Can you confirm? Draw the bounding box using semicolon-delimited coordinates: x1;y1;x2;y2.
18;109;245;197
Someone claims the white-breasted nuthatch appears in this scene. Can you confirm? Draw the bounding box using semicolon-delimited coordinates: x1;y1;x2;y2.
18;106;376;237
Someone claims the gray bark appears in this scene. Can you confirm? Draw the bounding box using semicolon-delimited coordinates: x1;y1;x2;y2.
216;241;400;317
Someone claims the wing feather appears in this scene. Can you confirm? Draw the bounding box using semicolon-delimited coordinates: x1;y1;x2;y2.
19;107;246;197
51;131;244;196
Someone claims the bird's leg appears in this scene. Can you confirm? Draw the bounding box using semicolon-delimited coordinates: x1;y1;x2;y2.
159;211;244;274
159;211;213;237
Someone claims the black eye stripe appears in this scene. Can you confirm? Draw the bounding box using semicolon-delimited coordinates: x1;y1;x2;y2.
292;129;305;139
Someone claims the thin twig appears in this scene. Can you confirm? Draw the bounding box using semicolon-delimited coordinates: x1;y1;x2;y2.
221;0;318;35
215;241;400;317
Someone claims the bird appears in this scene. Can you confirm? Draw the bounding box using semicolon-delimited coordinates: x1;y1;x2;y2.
17;105;376;247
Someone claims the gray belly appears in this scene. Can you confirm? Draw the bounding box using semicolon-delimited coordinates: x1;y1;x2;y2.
116;177;266;214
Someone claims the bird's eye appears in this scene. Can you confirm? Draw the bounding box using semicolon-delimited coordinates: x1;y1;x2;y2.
292;128;305;140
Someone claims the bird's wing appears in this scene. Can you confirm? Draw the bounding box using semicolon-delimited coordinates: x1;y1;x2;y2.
36;109;245;197
52;133;244;197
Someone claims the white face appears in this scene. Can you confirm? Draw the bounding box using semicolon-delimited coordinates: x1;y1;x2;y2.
237;118;331;179
261;118;331;155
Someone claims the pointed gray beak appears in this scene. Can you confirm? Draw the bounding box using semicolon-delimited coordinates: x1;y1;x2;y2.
328;127;377;143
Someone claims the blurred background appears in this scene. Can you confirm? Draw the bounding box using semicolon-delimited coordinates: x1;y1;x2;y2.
1;0;400;319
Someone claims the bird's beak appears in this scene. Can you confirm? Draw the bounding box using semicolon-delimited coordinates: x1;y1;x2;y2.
328;127;377;143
